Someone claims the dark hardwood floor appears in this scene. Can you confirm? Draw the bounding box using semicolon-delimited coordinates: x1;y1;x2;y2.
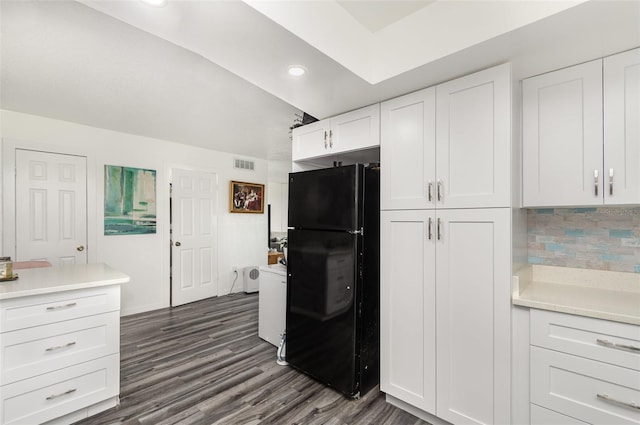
73;293;429;425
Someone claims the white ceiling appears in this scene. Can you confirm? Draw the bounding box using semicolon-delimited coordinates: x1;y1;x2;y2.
2;0;639;162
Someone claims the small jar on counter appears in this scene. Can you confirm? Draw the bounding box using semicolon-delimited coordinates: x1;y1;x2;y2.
0;257;14;280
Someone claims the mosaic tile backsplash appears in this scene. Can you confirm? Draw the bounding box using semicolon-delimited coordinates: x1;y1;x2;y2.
527;207;640;273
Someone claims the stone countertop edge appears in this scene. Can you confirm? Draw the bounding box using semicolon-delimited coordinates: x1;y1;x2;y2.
512;265;640;326
0;263;130;300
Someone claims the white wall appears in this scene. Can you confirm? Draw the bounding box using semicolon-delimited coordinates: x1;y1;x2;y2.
1;110;269;315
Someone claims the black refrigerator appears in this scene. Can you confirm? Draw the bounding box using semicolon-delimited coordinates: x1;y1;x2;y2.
286;164;379;399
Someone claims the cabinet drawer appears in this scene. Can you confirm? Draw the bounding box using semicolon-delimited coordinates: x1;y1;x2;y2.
0;354;119;425
531;309;640;371
0;311;119;385
531;404;589;425
531;346;640;424
0;286;120;332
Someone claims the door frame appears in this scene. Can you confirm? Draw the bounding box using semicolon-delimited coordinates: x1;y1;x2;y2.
1;138;97;262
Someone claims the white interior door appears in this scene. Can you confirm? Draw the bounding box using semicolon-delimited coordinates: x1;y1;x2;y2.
15;149;87;265
171;169;218;306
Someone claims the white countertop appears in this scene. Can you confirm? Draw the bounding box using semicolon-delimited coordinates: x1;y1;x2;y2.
512;265;640;325
0;263;130;300
259;264;287;276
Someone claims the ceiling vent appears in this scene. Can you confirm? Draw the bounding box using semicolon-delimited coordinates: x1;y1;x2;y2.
234;158;255;171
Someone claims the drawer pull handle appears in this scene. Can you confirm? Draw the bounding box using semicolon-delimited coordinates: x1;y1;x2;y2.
46;302;77;311
46;388;77;400
596;338;640;352
45;341;76;352
597;393;640;410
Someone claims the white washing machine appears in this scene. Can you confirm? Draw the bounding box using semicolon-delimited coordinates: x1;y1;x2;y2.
258;264;287;347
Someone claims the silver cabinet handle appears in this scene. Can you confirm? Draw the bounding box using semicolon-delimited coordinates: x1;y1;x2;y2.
428;182;433;202
437;218;442;240
45;341;76;352
597;338;640;352
437;180;443;202
427;217;433;240
46;302;77;311
609;168;614;196
46;388;77;400
324;131;328;149
597;393;640;410
329;130;333;148
594;169;599;196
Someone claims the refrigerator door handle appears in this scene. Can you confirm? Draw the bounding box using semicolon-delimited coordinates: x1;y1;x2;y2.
348;228;363;235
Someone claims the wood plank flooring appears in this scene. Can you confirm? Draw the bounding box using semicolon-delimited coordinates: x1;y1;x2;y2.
73;293;429;425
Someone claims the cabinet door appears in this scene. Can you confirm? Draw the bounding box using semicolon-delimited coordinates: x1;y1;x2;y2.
380;210;436;414
330;104;380;154
436;64;511;208
522;59;603;207
435;208;510;425
380;87;436;210
291;119;330;161
604;48;640;205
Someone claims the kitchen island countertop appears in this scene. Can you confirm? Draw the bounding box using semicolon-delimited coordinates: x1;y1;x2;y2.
0;262;130;300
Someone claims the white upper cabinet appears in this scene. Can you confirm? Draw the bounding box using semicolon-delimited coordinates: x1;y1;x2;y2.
291;104;380;162
522;59;603;207
604;48;640;205
523;48;640;207
291;120;330;161
380;64;511;210
380;87;436;210
436;63;511;209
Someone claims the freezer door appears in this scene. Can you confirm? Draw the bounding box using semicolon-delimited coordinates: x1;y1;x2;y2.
286;229;361;396
288;165;362;231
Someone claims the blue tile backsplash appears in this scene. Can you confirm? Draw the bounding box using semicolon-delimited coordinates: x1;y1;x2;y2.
527;207;640;273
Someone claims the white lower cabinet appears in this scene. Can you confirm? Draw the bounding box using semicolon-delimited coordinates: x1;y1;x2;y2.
530;310;640;425
0;285;121;424
381;208;511;424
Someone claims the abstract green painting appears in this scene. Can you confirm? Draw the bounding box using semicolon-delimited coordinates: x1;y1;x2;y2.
104;165;157;235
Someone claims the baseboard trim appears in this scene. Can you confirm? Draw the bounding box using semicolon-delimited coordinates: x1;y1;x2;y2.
385;394;453;425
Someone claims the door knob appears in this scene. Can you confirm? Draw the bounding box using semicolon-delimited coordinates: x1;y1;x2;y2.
76;245;84;252
175;242;181;247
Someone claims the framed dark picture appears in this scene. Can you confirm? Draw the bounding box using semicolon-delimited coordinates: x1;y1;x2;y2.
230;181;264;213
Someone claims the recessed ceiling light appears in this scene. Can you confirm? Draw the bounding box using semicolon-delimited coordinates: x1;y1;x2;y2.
141;0;167;7
288;65;307;77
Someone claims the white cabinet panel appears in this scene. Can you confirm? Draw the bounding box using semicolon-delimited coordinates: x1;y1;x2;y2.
291;104;380;162
436;208;511;425
0;355;119;425
530;309;640;371
523;59;603;207
0;285;120;332
0;311;119;385
331;104;380;153
604;48;640;205
531;346;640;425
292;120;329;161
380;210;436;414
380;87;436;210
436;64;511;208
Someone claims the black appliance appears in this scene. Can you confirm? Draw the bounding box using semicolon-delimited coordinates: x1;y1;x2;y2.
286;164;380;399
